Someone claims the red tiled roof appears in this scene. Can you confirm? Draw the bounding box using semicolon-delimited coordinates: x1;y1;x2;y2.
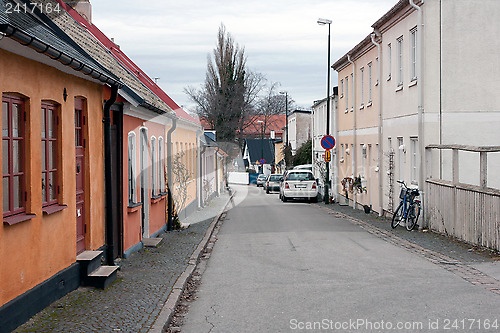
200;115;285;135
245;115;285;135
58;0;199;124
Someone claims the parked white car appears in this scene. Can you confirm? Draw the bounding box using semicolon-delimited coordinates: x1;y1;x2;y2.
280;170;318;203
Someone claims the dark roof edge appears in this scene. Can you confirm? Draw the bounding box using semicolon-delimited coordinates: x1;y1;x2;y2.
0;23;123;87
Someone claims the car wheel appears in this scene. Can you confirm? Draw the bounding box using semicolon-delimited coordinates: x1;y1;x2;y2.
282;195;288;202
266;188;269;194
310;196;318;203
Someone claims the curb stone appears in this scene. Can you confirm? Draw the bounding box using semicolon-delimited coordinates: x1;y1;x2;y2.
314;204;500;296
148;190;235;333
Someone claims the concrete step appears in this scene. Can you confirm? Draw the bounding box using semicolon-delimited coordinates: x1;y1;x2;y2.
86;266;119;289
143;237;162;248
76;250;103;278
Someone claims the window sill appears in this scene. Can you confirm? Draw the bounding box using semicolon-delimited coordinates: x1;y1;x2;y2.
4;213;36;226
408;79;418;87
43;204;67;216
151;193;167;204
395;85;403;92
127;202;142;213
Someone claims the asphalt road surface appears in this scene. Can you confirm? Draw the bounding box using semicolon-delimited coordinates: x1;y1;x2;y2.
181;184;500;332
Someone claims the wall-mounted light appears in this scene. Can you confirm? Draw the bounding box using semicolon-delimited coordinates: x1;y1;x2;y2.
345;148;350;155
63;88;68;102
399;144;406;153
0;32;6;40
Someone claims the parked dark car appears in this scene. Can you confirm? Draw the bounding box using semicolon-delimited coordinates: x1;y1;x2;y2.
256;174;267;187
264;174;283;193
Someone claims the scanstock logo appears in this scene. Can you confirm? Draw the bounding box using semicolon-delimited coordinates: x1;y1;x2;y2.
1;0;86;30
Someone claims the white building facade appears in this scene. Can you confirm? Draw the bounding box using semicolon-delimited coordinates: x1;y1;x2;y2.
333;0;500;218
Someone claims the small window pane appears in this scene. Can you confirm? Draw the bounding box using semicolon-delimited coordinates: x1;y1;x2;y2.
49;171;56;201
41;107;46;138
13;175;21;209
41;141;46;169
42;172;47;202
3;177;9;211
48;109;54;138
3;139;9;175
3;102;8;136
12;140;20;173
49;141;55;169
12;104;20;137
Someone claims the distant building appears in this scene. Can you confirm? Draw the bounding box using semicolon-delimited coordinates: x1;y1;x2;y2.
288;110;312;155
311;88;339;198
243;139;276;175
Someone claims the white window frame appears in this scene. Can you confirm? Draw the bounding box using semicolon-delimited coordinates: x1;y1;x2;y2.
128;131;137;204
360;67;365;108
410;137;418;184
158;137;165;193
350;73;354;111
368;62;373;102
397;36;403;86
151;136;157;196
387;43;392;80
345;76;349;112
410;27;417;81
397;137;404;181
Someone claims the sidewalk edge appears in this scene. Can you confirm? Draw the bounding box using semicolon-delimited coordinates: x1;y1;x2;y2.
148;190;235;333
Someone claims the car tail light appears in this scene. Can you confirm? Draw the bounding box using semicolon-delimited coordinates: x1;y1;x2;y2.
285;182;290;189
312;182;317;189
266;182;269;187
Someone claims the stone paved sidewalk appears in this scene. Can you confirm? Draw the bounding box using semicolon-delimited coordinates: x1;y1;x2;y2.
14;192;231;333
315;201;500;295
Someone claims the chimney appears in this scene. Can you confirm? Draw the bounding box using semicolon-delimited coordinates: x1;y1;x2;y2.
71;0;92;24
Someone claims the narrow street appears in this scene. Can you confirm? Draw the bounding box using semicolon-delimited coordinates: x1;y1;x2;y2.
180;185;500;332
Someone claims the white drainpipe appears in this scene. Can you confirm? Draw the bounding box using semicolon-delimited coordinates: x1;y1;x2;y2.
409;0;425;228
371;31;384;217
347;54;356;210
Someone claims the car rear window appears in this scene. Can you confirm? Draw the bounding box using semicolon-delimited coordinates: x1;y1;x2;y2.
269;175;282;181
286;172;315;181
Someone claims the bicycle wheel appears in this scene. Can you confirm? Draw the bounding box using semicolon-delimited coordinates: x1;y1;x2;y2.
406;202;421;231
391;202;404;229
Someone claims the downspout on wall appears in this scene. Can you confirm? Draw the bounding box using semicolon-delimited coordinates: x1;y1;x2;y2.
347;54;356;210
166;116;178;231
104;85;118;265
371;30;384;217
409;0;425;228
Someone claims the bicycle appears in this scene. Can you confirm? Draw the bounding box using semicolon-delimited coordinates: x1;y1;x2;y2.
391;180;421;230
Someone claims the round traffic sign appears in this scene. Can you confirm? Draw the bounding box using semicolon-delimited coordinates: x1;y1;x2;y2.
321;135;336;150
259;159;266;165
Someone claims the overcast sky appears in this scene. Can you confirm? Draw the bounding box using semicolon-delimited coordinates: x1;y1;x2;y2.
91;0;397;112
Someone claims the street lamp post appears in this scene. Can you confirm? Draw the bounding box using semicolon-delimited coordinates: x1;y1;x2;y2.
279;91;288;171
318;18;332;204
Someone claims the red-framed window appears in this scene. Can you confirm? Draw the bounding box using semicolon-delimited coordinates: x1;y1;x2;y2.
3;95;26;217
41;101;59;207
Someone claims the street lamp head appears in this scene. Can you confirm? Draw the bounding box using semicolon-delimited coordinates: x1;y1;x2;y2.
317;18;332;25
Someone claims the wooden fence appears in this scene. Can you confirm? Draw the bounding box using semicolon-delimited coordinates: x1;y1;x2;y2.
424;145;500;251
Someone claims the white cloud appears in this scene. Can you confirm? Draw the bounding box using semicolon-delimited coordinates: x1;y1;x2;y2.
91;0;396;109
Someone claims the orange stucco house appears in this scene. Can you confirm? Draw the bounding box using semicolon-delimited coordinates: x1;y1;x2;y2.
0;3;124;331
